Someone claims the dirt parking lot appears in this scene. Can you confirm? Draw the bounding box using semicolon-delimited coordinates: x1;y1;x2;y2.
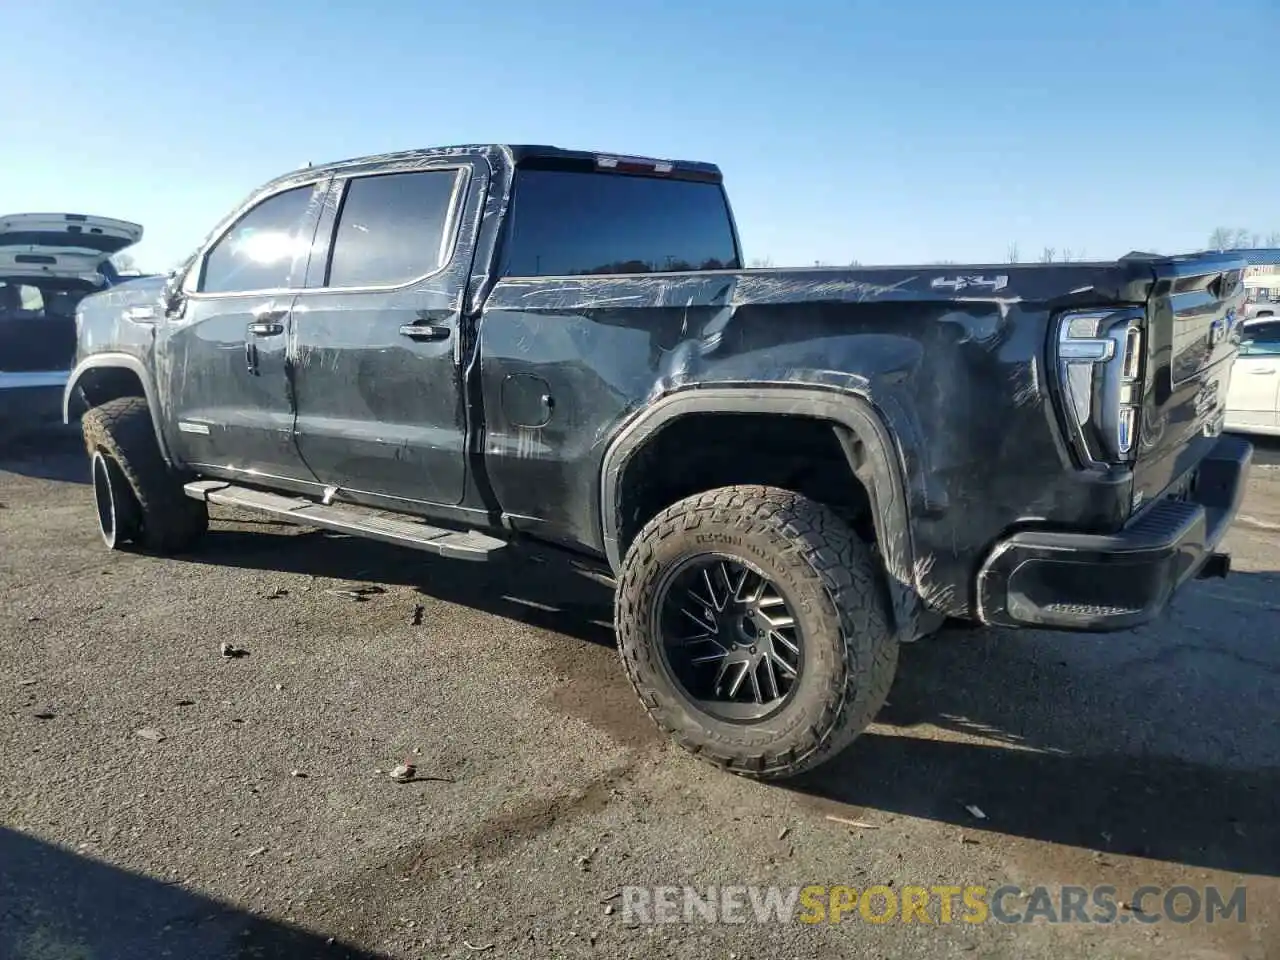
1;423;1277;960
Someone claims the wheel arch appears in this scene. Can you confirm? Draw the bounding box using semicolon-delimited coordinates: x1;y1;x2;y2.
64;354;171;464
599;386;924;640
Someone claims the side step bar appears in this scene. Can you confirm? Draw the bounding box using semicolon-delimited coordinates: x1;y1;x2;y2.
184;480;507;561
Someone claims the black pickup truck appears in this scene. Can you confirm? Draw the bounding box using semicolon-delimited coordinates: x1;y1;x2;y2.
65;144;1252;780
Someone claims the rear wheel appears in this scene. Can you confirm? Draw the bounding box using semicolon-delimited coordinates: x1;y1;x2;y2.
615;484;898;780
82;397;208;553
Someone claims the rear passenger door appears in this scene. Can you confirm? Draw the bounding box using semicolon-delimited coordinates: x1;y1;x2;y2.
290;162;481;507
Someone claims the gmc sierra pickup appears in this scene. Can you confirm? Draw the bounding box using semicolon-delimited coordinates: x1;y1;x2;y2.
65;144;1252;780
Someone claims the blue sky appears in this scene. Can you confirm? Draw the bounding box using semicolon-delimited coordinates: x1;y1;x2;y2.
4;0;1276;270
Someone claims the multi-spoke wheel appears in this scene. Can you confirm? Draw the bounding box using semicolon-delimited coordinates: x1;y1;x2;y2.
657;556;803;722
616;484;898;780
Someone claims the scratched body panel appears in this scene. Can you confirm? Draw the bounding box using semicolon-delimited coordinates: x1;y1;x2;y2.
286;162;489;507
480;263;1160;614
152;178;329;482
72;276;165;373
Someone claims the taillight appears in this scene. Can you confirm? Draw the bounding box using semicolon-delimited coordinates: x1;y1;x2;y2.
1055;308;1145;466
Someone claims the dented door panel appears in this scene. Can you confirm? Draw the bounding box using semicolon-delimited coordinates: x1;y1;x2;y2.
289;161;488;508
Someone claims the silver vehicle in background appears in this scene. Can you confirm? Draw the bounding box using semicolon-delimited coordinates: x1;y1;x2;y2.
0;213;144;429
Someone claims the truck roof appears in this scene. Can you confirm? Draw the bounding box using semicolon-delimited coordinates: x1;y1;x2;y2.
262;144;724;194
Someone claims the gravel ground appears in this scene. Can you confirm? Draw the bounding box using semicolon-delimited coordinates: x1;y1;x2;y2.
1;423;1277;960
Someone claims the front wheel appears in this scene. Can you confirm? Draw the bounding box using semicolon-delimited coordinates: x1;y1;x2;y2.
91;448;140;550
614;484;898;780
82;397;208;554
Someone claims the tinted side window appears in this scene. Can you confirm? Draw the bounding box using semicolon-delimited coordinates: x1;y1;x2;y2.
200;185;316;294
500;169;739;277
325;170;461;288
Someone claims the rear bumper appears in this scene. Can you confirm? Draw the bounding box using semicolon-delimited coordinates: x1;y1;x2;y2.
0;372;68;429
0;370;69;390
976;434;1252;631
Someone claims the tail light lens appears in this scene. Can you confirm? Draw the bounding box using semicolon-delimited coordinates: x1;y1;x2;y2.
1055;309;1145;466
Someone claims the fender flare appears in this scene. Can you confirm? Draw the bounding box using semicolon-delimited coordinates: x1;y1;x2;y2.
598;386;923;639
64;353;173;464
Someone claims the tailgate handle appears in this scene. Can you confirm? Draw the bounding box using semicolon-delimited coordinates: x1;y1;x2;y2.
248;321;284;337
1247;367;1276;375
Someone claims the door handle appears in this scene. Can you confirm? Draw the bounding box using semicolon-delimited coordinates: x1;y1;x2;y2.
248;321;284;337
1246;367;1276;375
398;323;451;341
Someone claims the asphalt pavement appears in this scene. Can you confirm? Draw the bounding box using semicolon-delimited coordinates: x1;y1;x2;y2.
1;422;1276;960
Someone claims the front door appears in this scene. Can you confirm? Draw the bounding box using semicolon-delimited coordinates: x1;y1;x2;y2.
1226;321;1280;431
290;164;480;507
160;180;325;483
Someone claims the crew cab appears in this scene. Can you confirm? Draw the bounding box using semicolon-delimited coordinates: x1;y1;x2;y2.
64;144;1252;780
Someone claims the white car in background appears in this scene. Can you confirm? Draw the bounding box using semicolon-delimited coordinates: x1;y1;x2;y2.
1225;318;1280;438
0;213;144;426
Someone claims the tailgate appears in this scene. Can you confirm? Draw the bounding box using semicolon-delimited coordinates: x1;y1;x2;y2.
1132;253;1247;509
0;213;142;256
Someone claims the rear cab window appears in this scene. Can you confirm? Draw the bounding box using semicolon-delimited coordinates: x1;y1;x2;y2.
499;162;740;277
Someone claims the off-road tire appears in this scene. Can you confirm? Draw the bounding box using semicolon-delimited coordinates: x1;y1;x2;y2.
615;484;898;780
82;397;208;553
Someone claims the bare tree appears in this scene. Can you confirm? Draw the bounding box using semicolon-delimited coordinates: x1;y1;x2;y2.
1208;227;1234;251
110;253;139;273
1007;242;1020;264
1209;228;1280;251
747;257;774;269
1040;247;1056;263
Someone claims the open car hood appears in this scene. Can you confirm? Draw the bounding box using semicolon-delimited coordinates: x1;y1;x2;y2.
0;213;143;284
